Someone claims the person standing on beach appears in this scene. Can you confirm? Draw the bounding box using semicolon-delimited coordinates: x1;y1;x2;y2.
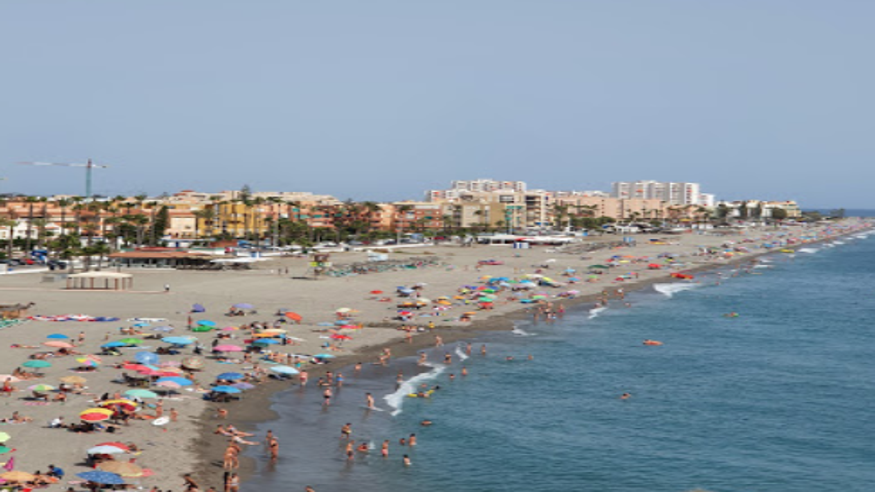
165;283;171;293
435;335;443;347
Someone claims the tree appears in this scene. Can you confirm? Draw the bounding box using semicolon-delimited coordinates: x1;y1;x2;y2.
771;207;788;221
149;206;170;245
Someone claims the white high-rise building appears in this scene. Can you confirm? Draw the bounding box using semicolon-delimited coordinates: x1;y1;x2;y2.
611;181;708;205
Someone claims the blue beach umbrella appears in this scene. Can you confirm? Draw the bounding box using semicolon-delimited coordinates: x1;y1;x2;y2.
132;322;150;327
155;377;192;386
212;385;241;394
191;303;205;313
77;471;125;485
162;337;194;345
151;326;174;332
135;352;159;365
270;366;299;375
217;372;244;381
233;303;254;309
253;339;279;345
102;341;126;348
314;354;335;359
47;333;69;339
231;382;255;390
197;320;216;327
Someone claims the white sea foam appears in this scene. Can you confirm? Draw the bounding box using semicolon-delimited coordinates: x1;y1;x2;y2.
454;346;470;360
511;325;535;337
588;306;607;319
383;362;445;416
798;248;820;254
753;264;772;269
653;283;701;298
834;240;846;245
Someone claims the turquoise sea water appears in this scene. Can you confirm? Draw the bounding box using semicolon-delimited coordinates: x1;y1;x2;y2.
245;232;875;492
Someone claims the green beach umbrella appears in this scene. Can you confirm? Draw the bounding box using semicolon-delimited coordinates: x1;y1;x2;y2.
0;432;10;443
0;445;12;454
589;265;610;269
22;360;52;368
191;326;214;332
28;384;55;392
119;338;144;345
124;389;159;399
478;297;493;303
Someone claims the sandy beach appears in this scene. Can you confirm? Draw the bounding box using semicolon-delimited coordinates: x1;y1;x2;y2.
0;221;868;491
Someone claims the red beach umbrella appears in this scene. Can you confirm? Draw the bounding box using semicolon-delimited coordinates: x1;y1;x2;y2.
284;312;302;322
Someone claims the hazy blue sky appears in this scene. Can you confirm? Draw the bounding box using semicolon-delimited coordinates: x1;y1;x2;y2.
1;1;872;207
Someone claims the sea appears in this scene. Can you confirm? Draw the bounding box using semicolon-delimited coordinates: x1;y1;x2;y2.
244;230;875;492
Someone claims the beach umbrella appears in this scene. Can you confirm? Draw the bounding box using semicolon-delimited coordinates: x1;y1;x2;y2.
155;380;181;389
191;325;214;332
191;303;205;313
217;372;244;381
214;344;243;352
119;338;143;346
261;328;287;335
135;352;160;365
59;375;86;385
95;442;130;452
162;337;194;345
284;312;302;322
124;389;158;399
197;320;216;327
158;360;181;368
77;471;126;485
22;360;51;369
76;358;101;368
155;377;192;386
99;400;139;410
233;303;254;309
232;382;255;390
313;354;335;359
253;339;279;345
43;340;74;348
335;308;352;313
46;333;69;339
80;412;113;422
330;334;352;341
1;471;35;482
28;384;55;392
181;357;205;370
0;375;21;383
102;341;126;348
0;445;13;455
270;366;299;375
132;322;150;328
0;432;9;443
211;385;241;394
98;461;145;478
151;326;174;333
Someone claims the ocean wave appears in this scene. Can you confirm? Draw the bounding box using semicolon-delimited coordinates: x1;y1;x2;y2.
653;283;701;298
753;264;772;269
798;248;820;254
511;325;535;337
455;346;471;360
588;306;607;319
383;362;445;416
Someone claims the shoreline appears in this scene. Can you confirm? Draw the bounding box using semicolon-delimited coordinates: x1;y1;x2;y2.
0;221;869;491
207;224;873;487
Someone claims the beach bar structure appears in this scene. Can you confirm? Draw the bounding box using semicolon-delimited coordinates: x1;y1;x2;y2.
66;271;134;290
108;251;215;269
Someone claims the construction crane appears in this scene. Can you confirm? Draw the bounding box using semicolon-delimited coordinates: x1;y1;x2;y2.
17;159;110;200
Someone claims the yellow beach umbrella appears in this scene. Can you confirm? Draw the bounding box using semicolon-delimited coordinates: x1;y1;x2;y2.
80;408;114;417
60;375;88;385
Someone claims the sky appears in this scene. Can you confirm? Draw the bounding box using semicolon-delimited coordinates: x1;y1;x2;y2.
1;0;873;208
